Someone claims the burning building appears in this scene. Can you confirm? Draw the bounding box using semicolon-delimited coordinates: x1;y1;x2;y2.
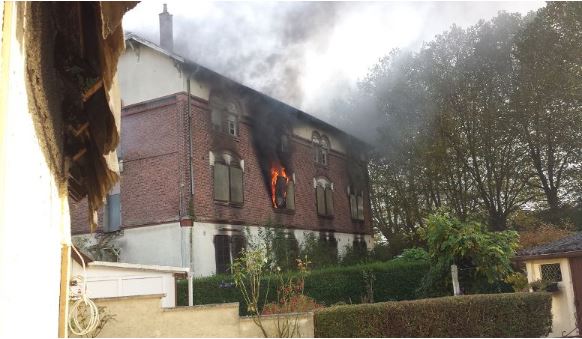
70;5;372;277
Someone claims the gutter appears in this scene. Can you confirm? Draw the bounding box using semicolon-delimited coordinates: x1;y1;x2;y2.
513;249;582;261
187;77;194;198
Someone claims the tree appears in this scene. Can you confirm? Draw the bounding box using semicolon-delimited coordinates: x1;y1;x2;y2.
513;2;582;215
429;14;533;231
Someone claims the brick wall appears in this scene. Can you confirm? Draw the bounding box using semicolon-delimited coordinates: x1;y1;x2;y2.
70;92;372;235
188;93;372;235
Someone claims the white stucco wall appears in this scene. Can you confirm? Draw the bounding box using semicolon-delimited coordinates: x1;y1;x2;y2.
71;260;184;308
525;258;578;337
74;222;185;268
75;222;373;279
118;44;210;106
118;222;184;267
293;121;347;154
192;222;372;277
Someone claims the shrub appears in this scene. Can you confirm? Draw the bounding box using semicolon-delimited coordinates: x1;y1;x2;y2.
393;247;428;262
418;211;519;297
314;292;552;338
262;295;323;315
178;260;429;314
340;244;370;266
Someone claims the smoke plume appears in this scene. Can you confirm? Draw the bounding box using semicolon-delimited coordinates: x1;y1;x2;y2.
122;1;544;144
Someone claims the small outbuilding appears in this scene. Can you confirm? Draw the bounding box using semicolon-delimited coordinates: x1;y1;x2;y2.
515;232;582;337
71;249;189;308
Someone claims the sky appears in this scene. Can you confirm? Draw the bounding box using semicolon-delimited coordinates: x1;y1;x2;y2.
123;1;545;131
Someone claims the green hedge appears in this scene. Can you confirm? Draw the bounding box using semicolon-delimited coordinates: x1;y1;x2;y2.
178;260;429;314
314;292;552;337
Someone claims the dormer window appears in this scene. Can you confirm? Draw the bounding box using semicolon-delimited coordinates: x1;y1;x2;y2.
227;114;238;137
312;132;329;166
210;94;240;137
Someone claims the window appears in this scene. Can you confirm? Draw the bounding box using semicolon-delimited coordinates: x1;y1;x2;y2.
541;263;562;282
103;183;121;233
312;132;329;166
353;235;368;253
318;232;338;263
213;153;244;205
273;171;295;210
227;114;238;137
315;178;334;217
214;234;246;274
210;95;240;137
349;186;365;221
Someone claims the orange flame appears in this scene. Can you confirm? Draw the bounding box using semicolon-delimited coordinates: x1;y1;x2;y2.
271;163;289;208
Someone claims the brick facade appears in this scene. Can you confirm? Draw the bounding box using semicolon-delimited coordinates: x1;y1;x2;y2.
71;91;372;236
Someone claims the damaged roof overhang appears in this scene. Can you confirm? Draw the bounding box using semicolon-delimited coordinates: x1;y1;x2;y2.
61;2;138;231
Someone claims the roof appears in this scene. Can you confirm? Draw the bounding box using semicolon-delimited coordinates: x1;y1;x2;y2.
124;33;370;150
88;261;189;274
71;247;189;274
515;232;582;260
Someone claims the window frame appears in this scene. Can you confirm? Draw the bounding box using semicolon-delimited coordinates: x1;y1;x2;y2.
540;263;562;282
348;186;365;222
214;233;246;275
312;132;330;166
209;95;241;138
212;153;244;206
315;178;334;218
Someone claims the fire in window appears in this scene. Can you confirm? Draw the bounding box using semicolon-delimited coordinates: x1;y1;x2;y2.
271;162;294;209
315;178;334;217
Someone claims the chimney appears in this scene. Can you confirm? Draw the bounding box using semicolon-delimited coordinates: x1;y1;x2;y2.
159;4;173;51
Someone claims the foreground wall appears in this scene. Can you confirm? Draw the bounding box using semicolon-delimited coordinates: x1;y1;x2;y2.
0;2;70;336
87;294;313;338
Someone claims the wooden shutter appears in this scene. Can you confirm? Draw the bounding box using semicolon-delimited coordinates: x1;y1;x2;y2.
325;188;334;216
316;186;325;216
350;194;357;219
229;166;243;204
214;235;230;274
214;163;229;201
286;181;295;210
357;195;364;220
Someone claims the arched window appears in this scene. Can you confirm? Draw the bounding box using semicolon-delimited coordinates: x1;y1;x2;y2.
212;151;244;205
312;131;329;165
314;177;334;217
210;94;240;137
348;186;364;221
